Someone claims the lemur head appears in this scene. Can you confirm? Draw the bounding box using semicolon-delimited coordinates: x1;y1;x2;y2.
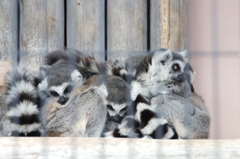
131;48;188;99
38;60;83;105
97;75;131;123
153;62;196;99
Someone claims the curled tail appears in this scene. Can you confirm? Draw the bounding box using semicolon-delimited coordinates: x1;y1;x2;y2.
104;94;178;139
5;66;41;136
45;48;131;81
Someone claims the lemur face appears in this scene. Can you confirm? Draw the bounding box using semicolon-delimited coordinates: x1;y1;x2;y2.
105;102;129;123
38;59;84;106
130;49;188;99
48;70;83;105
151;49;186;83
97;75;131;123
48;82;73;105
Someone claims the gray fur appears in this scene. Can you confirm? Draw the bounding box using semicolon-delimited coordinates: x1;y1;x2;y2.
40;86;107;137
38;60;84;106
130;48;188;101
0;95;11;136
150;64;210;139
104;52;210;139
97;75;131;132
1;66;42;136
98;75;131;104
151;92;210;139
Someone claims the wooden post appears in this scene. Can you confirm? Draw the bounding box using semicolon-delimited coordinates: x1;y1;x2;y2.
67;0;105;62
0;0;18;64
107;0;147;60
150;0;188;51
47;0;65;52
19;0;48;71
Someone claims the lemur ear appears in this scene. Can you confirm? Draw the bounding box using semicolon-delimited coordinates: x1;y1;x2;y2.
40;65;50;77
71;70;83;83
152;49;172;65
98;84;108;99
179;50;190;62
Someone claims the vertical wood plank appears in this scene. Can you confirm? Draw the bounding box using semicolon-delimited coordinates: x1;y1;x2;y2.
150;0;169;50
19;0;48;70
67;0;105;62
47;0;65;52
168;0;188;51
107;0;147;60
0;0;18;64
151;0;187;51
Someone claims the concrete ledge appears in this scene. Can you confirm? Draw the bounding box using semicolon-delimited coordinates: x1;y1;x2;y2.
0;138;239;159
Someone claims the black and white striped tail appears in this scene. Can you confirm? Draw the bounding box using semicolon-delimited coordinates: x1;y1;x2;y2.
105;94;179;139
5;66;41;136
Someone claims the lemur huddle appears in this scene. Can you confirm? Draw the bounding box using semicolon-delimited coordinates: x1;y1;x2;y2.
0;48;210;139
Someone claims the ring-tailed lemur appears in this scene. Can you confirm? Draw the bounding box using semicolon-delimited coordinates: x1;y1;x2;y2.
40;74;131;137
104;92;177;139
150;63;210;139
104;49;189;138
96;75;131;133
37;52;104;136
40;85;107;137
105;60;210;139
1;66;42;136
38;60;84;108
37;49;100;109
37;50;129;136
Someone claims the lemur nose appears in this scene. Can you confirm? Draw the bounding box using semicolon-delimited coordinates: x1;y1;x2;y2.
113;115;123;123
58;97;69;105
174;73;186;83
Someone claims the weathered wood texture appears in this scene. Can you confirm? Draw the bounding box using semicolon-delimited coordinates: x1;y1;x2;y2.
19;0;48;70
107;0;147;60
0;62;12;95
0;61;12;85
0;138;239;159
168;0;188;51
0;0;18;64
47;0;65;52
151;0;188;51
67;0;105;62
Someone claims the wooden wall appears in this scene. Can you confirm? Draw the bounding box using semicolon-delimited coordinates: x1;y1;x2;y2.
0;0;187;70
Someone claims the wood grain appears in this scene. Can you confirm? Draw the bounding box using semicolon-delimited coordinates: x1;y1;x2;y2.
0;0;18;64
151;0;188;51
19;0;48;71
0;138;239;159
107;0;147;60
0;61;12;85
168;0;188;51
47;0;65;52
67;0;105;62
150;0;169;50
0;61;12;94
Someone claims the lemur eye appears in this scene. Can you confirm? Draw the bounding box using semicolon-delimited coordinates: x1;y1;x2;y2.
160;61;165;65
120;107;128;113
64;85;73;94
107;104;114;111
50;90;59;97
172;64;180;71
